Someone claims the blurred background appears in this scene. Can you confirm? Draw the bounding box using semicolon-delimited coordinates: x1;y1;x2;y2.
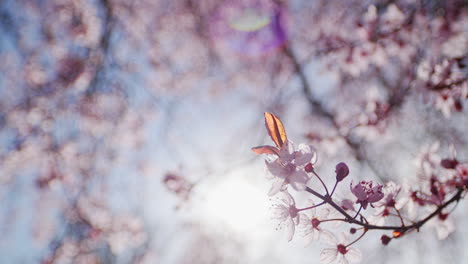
0;0;467;263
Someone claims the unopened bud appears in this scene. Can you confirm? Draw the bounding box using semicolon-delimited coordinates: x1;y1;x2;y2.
381;235;391;245
335;162;349;182
441;159;458;169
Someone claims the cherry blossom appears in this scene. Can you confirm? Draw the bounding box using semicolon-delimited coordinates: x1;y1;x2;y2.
271;190;300;241
265;140;317;196
369;181;405;225
350;180;384;209
320;232;362;264
455;163;468;187
298;203;334;246
427;212;455;240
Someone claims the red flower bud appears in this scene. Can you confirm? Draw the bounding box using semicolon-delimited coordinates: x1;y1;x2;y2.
335;162;349;182
381;235;391;245
441;159;458;169
305;162;314;173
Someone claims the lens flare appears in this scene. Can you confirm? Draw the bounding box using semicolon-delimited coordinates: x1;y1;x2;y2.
210;1;288;57
228;8;271;32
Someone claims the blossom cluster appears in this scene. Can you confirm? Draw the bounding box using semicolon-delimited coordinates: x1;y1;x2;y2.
253;113;466;264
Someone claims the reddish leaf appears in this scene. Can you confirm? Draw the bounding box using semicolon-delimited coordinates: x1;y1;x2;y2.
264;112;287;148
251;145;279;155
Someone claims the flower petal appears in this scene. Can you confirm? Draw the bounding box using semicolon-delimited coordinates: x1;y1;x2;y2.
320;248;338;264
321;230;338;246
295;144;317;166
265;160;285;179
346;247;362;263
268;178;286;196
289;170;310;191
286;218;295;242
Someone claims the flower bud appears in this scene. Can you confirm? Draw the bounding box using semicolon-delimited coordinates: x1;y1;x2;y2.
392;231;403;238
441;158;458;169
304;162;314;173
381;235;391;245
335;162;349;182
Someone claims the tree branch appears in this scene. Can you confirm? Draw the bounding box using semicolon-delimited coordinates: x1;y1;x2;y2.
305;186;465;232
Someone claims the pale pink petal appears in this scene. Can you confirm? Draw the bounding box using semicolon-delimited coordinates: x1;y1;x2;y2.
304;233;315;247
350;182;367;201
279;190;295;206
339;232;349;244
306;199;317;215
321;230;338;246
286;218;295;242
304;230;320;247
368;213;386;226
368;191;384;203
435;219;455;240
279;140;295;162
345;248;362;263
265;160;285;179
295;144;317;166
271;204;289;221
298;213;310;227
320;248;338;264
337;254;349;264
290;170;310;191
313;228;321;240
294;215;300;225
268;178;286;196
318;208;330;219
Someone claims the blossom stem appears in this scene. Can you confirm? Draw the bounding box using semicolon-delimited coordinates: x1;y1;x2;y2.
352;205;362;219
393;206;405;226
312;169;329;195
298;201;325;212
330;181;339;197
320;218;347;223
345;229;368;248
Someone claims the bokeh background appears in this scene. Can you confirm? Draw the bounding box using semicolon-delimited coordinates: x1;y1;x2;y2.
0;0;467;263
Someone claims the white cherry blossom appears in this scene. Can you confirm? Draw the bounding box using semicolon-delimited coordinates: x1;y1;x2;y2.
320;232;362;264
265;140;317;196
271;190;300;241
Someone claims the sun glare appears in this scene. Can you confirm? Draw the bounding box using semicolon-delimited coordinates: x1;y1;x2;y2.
200;174;268;233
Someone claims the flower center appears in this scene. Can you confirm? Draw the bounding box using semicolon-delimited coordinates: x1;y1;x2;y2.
337;244;347;255
311;218;320;228
289;206;298;218
438;212;448;221
284;163;296;174
382;208;390;217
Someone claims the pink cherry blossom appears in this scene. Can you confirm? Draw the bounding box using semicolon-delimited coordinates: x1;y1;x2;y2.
298;202;336;246
271;190;300;242
427;212;455;240
369;181;406;225
350;180;384;209
455;163;468;188
320;232;362;264
265;140;317;196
